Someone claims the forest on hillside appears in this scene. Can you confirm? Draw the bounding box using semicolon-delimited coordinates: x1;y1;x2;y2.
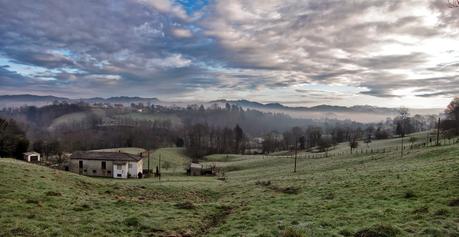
1;98;458;159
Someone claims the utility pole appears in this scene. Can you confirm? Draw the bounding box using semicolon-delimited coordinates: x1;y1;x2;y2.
401;134;404;158
294;137;297;173
147;150;150;174
159;153;161;181
436;117;441;146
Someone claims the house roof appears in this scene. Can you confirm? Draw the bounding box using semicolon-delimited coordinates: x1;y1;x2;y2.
70;151;143;162
23;152;40;156
190;163;202;168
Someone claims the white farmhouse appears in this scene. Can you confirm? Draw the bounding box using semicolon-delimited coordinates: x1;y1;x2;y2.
69;151;144;179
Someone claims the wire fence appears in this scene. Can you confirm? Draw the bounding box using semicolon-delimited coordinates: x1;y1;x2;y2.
270;137;459;160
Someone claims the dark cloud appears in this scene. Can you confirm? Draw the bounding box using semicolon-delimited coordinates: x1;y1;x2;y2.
0;0;457;106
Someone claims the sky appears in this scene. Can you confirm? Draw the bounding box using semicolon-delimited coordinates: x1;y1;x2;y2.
0;0;458;108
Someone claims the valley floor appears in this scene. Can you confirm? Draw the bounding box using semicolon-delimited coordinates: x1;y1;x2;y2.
1;143;458;236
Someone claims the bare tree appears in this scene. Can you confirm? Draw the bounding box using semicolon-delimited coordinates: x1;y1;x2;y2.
399;107;409;157
448;0;459;8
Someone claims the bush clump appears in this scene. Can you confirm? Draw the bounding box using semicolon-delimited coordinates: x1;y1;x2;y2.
354;224;400;237
175;201;195;209
281;227;305;237
45;191;62;196
279;186;301;195
124;217;141;227
404;191;416;199
25;198;41;206
447;198;459;206
255;180;271;186
339;229;353;236
433;209;449;216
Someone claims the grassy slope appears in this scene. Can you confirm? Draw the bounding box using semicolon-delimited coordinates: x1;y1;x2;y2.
143;148;190;174
208;145;459;236
0;159;222;237
114;113;182;127
1;143;458;236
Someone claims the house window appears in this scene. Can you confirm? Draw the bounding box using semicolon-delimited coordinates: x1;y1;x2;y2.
117;174;122;177
116;164;123;170
79;161;83;168
128;164;132;169
107;170;111;174
101;161;106;169
92;170;96;174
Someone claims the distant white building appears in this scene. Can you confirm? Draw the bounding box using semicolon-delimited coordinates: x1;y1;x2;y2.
23;152;41;162
188;163;203;176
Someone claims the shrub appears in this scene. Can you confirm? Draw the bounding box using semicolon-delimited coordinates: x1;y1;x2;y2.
279;186;300;195
447;198;459;206
45;191;62;196
339;229;353;236
73;203;91;211
175;201;195;209
354;224;400;237
255;180;271;186
404;191;415;199
124;217;141;227
25;199;40;205
412;206;429;214
324;192;335;200
433;209;449;216
281;227;305;237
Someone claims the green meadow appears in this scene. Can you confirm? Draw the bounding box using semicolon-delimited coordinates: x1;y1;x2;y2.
1;141;458;236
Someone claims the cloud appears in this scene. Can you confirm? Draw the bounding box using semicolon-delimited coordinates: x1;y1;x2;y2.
201;0;458;99
171;28;193;38
0;0;457;107
136;0;188;20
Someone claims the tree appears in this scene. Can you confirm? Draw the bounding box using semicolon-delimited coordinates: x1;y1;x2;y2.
33;140;45;154
175;137;184;147
298;136;306;150
0;118;29;159
396;107;410;138
318;136;333;154
234;124;244;153
375;127;390;139
364;135;372;147
349;140;358;154
445;97;459;135
448;0;459;8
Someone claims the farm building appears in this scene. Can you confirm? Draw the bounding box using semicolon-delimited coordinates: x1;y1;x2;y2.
188;163;202;176
69;151;144;179
23;152;41;162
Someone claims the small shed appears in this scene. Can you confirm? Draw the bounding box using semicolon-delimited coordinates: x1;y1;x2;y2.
188;163;202;176
23;152;41;162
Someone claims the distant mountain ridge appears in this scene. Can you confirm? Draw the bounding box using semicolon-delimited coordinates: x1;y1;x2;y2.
0;95;433;116
0;94;159;107
211;99;400;114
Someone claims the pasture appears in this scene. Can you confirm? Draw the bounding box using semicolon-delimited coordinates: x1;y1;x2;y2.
0;141;458;236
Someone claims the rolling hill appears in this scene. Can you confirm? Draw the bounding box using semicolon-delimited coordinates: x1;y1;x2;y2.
1;141;458;236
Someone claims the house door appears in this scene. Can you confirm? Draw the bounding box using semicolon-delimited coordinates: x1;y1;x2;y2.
113;164;125;178
30;156;38;162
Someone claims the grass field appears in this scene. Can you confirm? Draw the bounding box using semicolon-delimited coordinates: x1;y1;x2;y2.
274;131;457;158
114;113;182;127
144;148;190;175
1;141;458;236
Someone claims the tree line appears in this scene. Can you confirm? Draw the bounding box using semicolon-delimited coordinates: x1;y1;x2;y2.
1;98;458;161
